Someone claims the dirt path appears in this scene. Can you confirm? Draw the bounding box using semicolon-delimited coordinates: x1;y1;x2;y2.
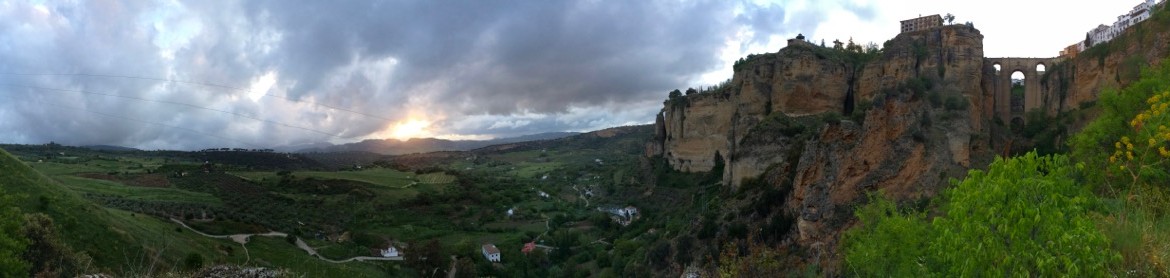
446;255;457;278
171;218;401;263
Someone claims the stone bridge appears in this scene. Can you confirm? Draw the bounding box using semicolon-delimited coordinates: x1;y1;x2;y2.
986;57;1065;125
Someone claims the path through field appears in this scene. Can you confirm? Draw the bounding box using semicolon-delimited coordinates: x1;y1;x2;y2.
170;218;402;263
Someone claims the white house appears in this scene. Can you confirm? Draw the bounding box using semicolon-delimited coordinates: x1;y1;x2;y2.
482;244;501;262
380;246;400;257
1089;24;1114;47
624;206;639;217
1087;0;1157;48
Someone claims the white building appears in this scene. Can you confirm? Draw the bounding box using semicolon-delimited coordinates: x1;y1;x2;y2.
482;244;501;262
624;206;639;217
1087;0;1156;48
380;246;399;257
1131;0;1157;23
1089;24;1114;47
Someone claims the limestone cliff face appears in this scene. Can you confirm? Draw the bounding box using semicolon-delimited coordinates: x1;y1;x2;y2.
654;25;986;187
649;25;990;272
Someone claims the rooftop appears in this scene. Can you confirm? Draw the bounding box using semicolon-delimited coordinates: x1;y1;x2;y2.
482;244;500;254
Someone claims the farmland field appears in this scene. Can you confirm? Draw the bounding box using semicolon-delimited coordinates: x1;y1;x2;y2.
234;168;455;188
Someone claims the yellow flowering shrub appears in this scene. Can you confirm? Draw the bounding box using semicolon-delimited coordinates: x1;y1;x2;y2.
1109;91;1170;183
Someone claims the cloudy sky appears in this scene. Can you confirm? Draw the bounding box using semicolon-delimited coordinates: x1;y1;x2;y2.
0;0;1152;150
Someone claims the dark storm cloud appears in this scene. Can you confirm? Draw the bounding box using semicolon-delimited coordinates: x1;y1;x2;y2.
0;0;869;150
238;0;734;114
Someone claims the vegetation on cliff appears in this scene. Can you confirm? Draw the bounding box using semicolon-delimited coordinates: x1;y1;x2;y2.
844;57;1170;276
843;153;1114;276
1071;56;1170;274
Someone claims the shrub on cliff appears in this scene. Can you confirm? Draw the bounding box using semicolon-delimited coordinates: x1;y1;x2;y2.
843;152;1116;276
1069;57;1170;273
1070;57;1170;190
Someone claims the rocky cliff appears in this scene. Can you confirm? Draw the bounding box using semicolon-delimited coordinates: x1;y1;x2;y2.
648;24;995;272
652;25;987;187
1041;10;1170;114
644;5;1170;275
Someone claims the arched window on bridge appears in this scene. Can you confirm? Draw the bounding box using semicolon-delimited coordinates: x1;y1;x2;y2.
1011;71;1025;114
993;63;1002;75
1036;63;1046;73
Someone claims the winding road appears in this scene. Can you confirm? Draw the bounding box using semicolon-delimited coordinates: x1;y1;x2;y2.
170;218;402;263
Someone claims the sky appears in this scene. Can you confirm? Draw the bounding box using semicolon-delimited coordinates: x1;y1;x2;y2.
0;0;1153;150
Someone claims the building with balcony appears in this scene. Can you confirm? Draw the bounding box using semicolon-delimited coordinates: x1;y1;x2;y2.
900;14;942;33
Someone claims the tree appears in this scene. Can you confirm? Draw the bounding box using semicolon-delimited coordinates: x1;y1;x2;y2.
647;239;672;268
685;88;698;96
717;235;787;277
20;213;91;276
668;89;682;100
0;194;29;277
454;257;477;278
405;239;447;277
674;235;695;265
846;37;862;53
944;13;955;24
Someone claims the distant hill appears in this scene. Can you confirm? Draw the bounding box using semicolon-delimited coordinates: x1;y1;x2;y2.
386;125;654;171
80;145;141;152
293;131;580;155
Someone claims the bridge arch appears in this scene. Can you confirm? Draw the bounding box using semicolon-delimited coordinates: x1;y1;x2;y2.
986;57;1064;122
1010;70;1026;114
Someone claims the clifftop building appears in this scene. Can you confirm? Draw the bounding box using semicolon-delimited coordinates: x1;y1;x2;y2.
1084;0;1156;49
900;14;942;33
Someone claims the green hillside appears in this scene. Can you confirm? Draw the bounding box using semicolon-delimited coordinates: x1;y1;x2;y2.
0;148;389;276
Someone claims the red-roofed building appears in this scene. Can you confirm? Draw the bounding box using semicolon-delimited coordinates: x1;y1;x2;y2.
521;242;536;254
482;244;501;262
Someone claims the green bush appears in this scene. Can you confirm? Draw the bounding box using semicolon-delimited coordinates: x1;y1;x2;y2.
927;91;943;108
844;152;1117;276
183;252;204;270
0;194;29;277
943;95;968;111
841;193;929;277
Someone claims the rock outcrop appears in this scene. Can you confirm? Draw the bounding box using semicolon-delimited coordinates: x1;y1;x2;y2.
647;6;1170;274
652;25;987;187
648;25;993;273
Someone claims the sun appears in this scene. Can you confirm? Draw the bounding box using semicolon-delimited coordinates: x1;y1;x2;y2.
389;119;431;140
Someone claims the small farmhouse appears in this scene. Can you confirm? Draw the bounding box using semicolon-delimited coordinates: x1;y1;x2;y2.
380;246;399;257
482;244;501;262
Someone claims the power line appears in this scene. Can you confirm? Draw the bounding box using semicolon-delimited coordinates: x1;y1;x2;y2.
0;72;395;121
0;83;355;140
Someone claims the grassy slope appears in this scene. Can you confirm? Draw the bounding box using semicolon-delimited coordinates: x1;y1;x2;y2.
0;148;389;276
55;176;223;206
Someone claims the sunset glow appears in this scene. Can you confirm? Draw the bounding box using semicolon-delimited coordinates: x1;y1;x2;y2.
388;119;431;140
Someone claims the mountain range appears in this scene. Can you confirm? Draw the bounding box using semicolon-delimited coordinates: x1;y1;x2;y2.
284;131;580;155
